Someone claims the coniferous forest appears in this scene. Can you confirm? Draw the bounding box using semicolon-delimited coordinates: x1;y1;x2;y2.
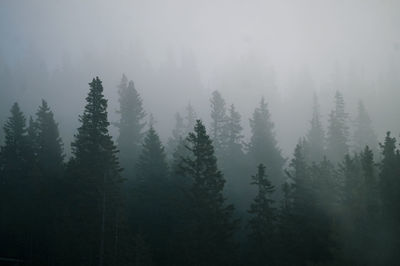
1;1;400;266
1;74;400;265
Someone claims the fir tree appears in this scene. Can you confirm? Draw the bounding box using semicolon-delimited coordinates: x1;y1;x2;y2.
353;101;377;152
0;103;35;261
133;126;171;264
326;91;349;163
184;102;197;136
248;97;285;185
306;93;325;162
247;164;277;265
116;74;146;180
210;90;227;153
166;112;185;157
178;120;238;265
68;77;123;265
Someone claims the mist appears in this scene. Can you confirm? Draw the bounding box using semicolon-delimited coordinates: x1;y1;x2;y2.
1;0;400;265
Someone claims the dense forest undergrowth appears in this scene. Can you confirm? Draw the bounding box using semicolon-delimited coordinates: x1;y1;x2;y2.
1;75;399;266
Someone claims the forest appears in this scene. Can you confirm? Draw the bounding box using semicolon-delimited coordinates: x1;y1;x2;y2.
0;73;399;265
1;0;400;265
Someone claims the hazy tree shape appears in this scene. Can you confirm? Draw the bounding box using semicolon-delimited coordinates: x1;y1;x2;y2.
285;143;333;265
248;97;285;185
68;77;123;265
166;112;185;156
326;91;349;163
116;74;146;180
353;101;377;152
35;99;64;177
133;126;171;264
224;104;244;156
0;103;35;261
379;132;400;220
247;164;277;265
184;102;197;135
210;90;228;153
178;120;238;265
306;93;325;162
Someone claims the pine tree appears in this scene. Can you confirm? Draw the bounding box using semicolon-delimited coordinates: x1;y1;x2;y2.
248;97;285;185
210;90;227;153
326;91;349;163
35;99;64;178
306;93;325;162
379;132;400;221
0;103;35;261
116;74;146;180
285;143;333;265
184;102;197;136
178;120;238;265
353;101;377;152
166;112;185;157
133;126;171;264
68;77;123;265
247;164;276;265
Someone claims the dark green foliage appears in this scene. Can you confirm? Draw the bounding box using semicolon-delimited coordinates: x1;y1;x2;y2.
0;103;35;260
247;164;276;265
116;74;146;179
177;120;238;266
133;126;172;264
67;77;124;265
327;91;349;163
248;97;285;185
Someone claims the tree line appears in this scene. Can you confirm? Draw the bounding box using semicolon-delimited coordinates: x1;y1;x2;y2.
0;74;399;265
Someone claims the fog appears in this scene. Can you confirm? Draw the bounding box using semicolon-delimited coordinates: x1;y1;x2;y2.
1;0;399;155
1;1;400;265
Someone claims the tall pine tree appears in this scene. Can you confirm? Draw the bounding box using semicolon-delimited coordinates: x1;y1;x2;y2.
178;120;238;266
68;77;123;265
248;97;285;185
306;93;325;162
326;91;349;163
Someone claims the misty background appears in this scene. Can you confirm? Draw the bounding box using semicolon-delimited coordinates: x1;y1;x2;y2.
1;0;400;155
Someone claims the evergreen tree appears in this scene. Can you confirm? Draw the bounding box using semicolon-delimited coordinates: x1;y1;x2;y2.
210;90;227;153
116;74;146;180
178;120;238;265
326;91;349;163
133;126;171;263
247;164;276;265
32;100;65;265
184;102;197;136
353;101;377;152
285;143;333;265
306;93;325;162
0;103;35;261
379;132;399;220
166;112;185;157
67;77;123;265
248;97;285;185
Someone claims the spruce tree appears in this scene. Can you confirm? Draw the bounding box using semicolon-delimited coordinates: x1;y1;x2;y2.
178;120;237;265
248;97;285;185
353;101;377;152
247;164;276;265
133;126;171;264
184;102;197;136
68;77;123;265
116;74;146;180
210;90;227;153
33;100;65;265
166;112;185;157
0;103;35;261
306;93;325;162
326;91;349;163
